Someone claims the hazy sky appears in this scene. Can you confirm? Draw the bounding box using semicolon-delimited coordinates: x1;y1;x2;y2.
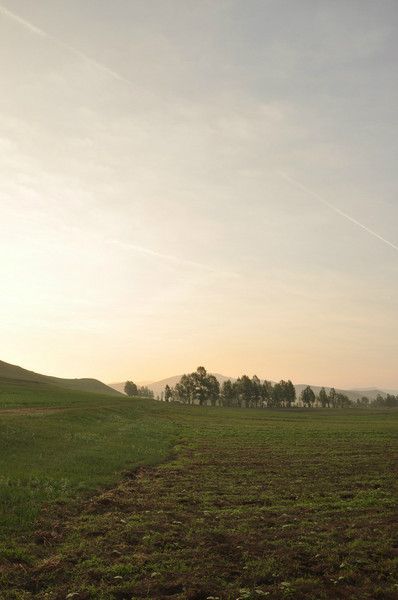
1;1;398;388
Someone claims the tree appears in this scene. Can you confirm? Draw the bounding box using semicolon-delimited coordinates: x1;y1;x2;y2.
164;385;172;403
207;374;221;406
261;380;273;407
301;386;316;407
251;375;262;408
191;366;220;406
174;374;194;404
221;380;235;407
278;379;296;407
173;367;221;406
329;387;337;408
385;394;398;408
318;387;329;408
335;392;351;408
271;382;284;408
235;375;253;408
357;396;369;407
192;366;210;406
124;380;138;397
138;385;154;398
374;393;385;407
286;380;296;407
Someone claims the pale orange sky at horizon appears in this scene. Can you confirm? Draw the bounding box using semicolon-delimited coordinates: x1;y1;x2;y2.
1;1;398;390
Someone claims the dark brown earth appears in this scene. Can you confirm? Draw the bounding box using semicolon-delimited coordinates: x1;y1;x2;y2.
2;423;398;600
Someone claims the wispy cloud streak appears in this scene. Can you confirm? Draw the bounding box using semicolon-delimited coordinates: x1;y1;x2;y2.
0;4;136;88
279;171;398;253
108;240;238;278
0;4;45;36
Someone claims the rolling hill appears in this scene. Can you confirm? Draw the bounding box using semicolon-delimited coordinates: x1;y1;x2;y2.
0;359;122;396
294;384;385;403
109;373;235;397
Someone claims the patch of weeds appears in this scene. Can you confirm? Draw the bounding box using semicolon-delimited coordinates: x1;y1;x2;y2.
0;542;33;565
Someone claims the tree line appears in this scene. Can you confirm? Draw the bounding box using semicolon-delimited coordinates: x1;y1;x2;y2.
161;366;348;408
160;367;396;408
371;393;398;408
124;381;154;398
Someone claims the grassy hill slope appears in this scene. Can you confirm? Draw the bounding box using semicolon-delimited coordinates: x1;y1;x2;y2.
0;359;122;396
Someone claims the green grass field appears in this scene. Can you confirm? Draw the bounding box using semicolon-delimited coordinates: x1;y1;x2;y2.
0;380;180;537
1;380;397;599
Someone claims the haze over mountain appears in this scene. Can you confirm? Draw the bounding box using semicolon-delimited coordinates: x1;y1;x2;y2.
109;373;234;397
0;359;122;396
108;373;388;402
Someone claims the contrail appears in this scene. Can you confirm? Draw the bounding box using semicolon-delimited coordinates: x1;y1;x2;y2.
1;4;240;280
279;171;398;253
0;4;135;88
108;240;239;278
0;4;45;36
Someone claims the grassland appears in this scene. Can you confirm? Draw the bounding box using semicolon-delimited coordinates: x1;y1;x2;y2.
0;380;180;536
1;380;397;599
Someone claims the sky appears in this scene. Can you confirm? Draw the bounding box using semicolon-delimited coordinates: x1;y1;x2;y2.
1;0;398;388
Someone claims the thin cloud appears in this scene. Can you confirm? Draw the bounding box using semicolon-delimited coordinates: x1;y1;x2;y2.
0;4;136;88
279;171;398;253
0;3;238;281
108;239;239;278
0;5;45;36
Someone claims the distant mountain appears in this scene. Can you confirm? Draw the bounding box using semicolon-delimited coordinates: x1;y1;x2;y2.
352;387;395;396
108;382;126;394
108;373;235;398
294;384;386;403
109;373;389;402
0;359;122;396
148;373;236;398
